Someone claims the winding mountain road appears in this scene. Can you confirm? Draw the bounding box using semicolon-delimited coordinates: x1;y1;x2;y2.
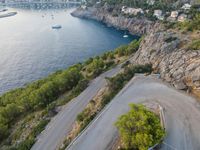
67;75;200;150
31;65;121;150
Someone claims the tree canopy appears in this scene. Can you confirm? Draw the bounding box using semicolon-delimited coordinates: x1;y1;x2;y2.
115;104;165;150
0;64;84;141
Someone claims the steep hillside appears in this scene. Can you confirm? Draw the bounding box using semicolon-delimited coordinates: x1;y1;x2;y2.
86;0;200;6
132;29;200;93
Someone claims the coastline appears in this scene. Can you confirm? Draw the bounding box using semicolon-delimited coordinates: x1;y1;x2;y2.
71;7;156;36
0;8;135;95
0;4;199;149
71;6;200;98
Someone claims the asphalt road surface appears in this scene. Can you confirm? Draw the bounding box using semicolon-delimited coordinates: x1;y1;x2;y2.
31;65;121;150
67;75;200;150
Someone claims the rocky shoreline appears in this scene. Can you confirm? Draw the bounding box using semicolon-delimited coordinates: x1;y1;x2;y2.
71;7;155;35
72;6;200;97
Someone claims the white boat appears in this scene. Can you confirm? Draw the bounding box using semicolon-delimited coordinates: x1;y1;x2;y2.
123;34;128;38
123;31;129;38
52;25;62;29
0;9;8;12
0;12;17;18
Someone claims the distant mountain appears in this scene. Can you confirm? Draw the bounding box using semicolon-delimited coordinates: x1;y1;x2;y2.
0;0;5;3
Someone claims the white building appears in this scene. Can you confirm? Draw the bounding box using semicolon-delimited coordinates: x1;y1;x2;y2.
81;5;86;9
178;14;187;22
153;10;164;20
181;3;192;10
96;1;101;4
170;11;179;18
154;10;162;17
122;7;144;15
121;6;127;12
145;9;149;14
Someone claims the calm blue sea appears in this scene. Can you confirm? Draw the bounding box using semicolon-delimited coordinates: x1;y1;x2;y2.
0;7;138;94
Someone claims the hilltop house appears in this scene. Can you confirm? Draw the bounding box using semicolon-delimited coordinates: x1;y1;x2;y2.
178;14;187;22
154;10;164;20
122;6;144;15
170;11;179;18
166;11;179;21
81;5;87;10
181;3;191;10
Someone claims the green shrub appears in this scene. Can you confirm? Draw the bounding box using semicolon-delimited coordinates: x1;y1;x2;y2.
77;112;85;122
15;138;35;150
126;39;141;54
115;45;128;56
188;39;200;50
31;120;49;138
0;123;8;141
71;79;89;96
114;39;142;57
0;65;83;141
101;92;115;107
79;113;97;132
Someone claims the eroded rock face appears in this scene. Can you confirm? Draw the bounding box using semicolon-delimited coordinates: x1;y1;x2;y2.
71;7;154;35
132;30;200;92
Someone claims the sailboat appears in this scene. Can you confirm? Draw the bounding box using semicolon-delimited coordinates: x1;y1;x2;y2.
123;32;129;38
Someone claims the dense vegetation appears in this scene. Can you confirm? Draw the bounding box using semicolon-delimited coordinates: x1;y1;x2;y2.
165;6;200;32
188;39;200;50
0;38;142;149
87;0;177;11
115;104;165;150
0;64;84;141
107;0;176;9
176;12;200;31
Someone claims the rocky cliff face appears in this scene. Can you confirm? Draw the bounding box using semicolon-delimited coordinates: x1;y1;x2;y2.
71;7;154;35
132;30;200;94
72;7;200;97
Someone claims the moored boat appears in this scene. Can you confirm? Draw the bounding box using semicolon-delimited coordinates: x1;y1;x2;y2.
52;25;62;29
